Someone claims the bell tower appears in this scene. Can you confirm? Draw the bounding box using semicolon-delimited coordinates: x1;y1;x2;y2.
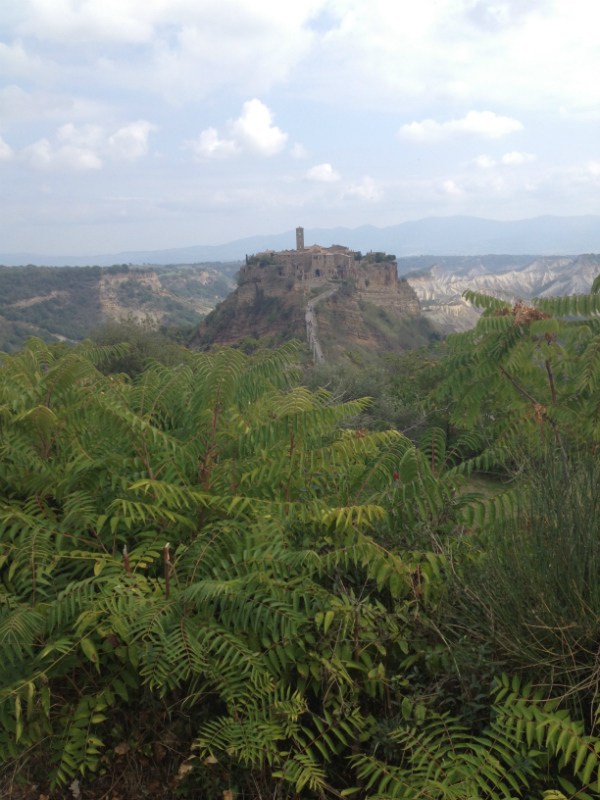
296;226;304;251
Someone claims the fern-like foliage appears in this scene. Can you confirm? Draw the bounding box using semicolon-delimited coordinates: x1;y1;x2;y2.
436;280;600;454
0;338;463;793
354;675;600;800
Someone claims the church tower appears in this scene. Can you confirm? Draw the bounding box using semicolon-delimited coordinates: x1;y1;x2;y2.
296;226;304;250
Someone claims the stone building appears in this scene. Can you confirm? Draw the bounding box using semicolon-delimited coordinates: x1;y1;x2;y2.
239;227;400;293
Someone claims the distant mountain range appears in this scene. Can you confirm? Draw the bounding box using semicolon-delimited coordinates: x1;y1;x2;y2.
1;215;599;267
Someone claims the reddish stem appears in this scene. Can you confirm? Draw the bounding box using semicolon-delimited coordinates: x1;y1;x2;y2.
163;543;170;600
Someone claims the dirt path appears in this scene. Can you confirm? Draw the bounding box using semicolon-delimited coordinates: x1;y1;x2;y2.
9;290;69;308
305;285;338;363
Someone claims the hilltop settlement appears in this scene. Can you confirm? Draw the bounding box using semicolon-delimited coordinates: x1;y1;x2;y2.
192;227;432;360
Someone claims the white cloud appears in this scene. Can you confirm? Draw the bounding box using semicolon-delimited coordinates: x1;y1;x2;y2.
473;155;497;169
588;162;600;177
291;142;309;159
13;1;317;102
107;121;157;160
559;105;600;121
229;99;288;156
306;163;341;182
57;123;105;149
296;0;600;115
399;111;523;143
501;151;536;165
442;179;462;196
17;0;156;44
190;127;240;160
471;152;536;169
17;0;319;47
4;0;600;115
189;100;287;160
0;85;107;125
0;136;15;161
21;138;103;171
0;40;46;78
344;176;381;201
18;120;156;171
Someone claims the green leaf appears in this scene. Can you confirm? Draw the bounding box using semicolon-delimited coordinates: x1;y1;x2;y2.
80;638;98;665
323;611;335;634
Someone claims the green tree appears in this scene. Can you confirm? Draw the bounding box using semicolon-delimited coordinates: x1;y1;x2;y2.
88;314;193;376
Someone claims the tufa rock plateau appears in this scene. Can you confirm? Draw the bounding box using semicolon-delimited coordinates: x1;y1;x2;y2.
191;228;434;361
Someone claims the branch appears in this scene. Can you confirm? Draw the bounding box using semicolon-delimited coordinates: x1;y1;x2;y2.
498;365;539;405
545;359;557;404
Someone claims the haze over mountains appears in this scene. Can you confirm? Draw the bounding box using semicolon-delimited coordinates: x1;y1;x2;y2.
1;215;599;268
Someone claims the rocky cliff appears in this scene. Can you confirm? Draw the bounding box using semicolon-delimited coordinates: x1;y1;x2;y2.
192;242;427;360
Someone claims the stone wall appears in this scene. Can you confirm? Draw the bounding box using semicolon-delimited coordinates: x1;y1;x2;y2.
238;248;355;285
239;245;417;305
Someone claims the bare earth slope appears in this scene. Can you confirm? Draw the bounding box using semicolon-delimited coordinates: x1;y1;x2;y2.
408;254;600;334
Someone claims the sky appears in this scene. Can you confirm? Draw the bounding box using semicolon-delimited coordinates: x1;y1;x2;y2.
0;0;599;256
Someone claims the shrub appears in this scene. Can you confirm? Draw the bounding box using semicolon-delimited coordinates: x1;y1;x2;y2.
445;448;600;706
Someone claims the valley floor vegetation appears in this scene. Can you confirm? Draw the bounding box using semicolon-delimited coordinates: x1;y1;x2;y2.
3;277;600;799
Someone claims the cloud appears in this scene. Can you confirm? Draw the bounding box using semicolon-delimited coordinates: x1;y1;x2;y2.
466;0;547;31
0;40;46;78
5;0;600;117
344;176;381;201
229;100;288;156
17;0;155;44
190;128;239;159
295;0;600;115
19;121;156;171
12;1;316;102
0;136;15;161
471;152;536;169
399;111;523;143
588;162;600;177
21;139;103;171
473;155;497;169
306;163;341;182
501;151;536;164
57;123;105;149
291;142;309;159
0;85;108;125
189;100;287;160
442;179;462;196
559;105;600;121
107;121;157;159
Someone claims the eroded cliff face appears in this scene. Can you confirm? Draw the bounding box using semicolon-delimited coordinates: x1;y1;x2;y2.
407;254;600;334
357;277;421;316
194;287;305;347
99;271;166;323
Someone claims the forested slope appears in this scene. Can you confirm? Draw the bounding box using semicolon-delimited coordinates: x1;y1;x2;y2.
0;264;234;353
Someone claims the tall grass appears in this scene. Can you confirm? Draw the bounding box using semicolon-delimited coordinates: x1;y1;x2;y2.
446;449;600;705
